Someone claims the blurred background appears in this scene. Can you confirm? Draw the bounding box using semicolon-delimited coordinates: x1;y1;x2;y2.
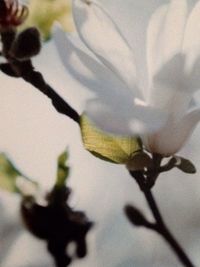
0;0;200;266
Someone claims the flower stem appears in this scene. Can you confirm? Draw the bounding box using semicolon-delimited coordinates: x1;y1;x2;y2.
21;63;80;124
143;190;195;267
0;31;80;124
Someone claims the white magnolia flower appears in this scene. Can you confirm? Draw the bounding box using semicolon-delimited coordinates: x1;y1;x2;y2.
54;0;200;156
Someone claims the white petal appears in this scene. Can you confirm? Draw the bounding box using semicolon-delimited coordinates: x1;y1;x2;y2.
148;54;192;119
72;0;140;97
85;101;133;136
188;56;200;90
147;4;168;83
149;52;200;119
145;108;200;155
53;25;134;111
85;99;167;136
162;0;187;61
183;1;200;68
166;0;187;51
147;0;187;82
103;0;170;93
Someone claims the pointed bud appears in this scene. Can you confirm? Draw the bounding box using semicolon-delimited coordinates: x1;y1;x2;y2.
175;156;196;174
124;205;148;227
10;27;41;60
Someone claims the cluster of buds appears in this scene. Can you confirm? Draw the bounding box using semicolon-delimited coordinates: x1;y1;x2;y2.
21;186;93;267
0;0;41;77
0;0;28;31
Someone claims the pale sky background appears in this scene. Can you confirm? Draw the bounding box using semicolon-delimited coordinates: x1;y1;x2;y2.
1;0;200;266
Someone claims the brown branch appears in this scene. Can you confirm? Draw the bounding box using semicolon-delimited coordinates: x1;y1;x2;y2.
0;30;80;124
21;61;80;124
144;190;195;267
129;170;196;267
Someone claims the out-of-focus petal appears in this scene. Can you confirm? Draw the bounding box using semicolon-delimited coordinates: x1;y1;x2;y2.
2;232;54;267
145;107;200;155
147;4;168;84
72;0;141;98
147;0;187;84
183;1;200;68
85;99;167;136
0;192;22;264
53;25;135;112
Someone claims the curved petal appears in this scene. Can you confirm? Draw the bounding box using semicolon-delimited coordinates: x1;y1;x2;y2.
147;4;168;84
85;99;167;136
188;56;200;90
72;0;141;98
53;25;135;111
182;1;200;68
148;54;192;118
85;101;133;136
145;107;200;155
149;52;200;119
147;0;187;83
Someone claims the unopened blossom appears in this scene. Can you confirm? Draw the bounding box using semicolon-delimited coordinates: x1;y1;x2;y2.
54;0;200;156
0;0;28;30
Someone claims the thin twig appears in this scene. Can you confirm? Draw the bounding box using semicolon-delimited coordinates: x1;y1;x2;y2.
143;189;195;267
129;168;196;267
0;59;80;124
21;62;81;124
0;29;80;124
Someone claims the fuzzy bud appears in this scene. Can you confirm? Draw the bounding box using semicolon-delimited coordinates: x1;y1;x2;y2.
10;27;41;60
124;205;148;227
